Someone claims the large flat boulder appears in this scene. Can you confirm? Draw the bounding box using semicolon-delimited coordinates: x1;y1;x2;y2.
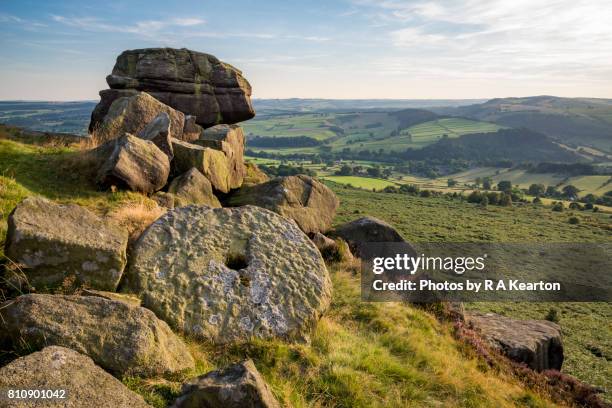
168;168;221;208
95;133;170;193
466;312;564;371
226;175;339;234
195;124;246;189
93;91;185;143
0;346;151;408
124;205;331;344
0;294;195;377
172;360;280;408
4;197;128;291
89;48;254;131
171;139;234;193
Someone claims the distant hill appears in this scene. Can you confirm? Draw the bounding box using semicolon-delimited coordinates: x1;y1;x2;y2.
0;101;96;135
434;96;612;153
401;128;582;163
390;108;441;128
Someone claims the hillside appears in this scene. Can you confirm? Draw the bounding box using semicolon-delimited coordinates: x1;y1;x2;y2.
0;129;577;408
436;96;612;153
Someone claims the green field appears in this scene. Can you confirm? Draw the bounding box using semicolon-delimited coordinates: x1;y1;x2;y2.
244;112;504;156
321;176;398;190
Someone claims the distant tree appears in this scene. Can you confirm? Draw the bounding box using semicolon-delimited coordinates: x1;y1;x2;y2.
382;168;393;178
480;195;489;208
551;202;564;212
562;185;579;199
467;191;483;203
336;164;352;176
499;193;512;206
399;184;420;195
497;180;513;193
528;183;546;197
533;197;542;204
482;177;492;190
474;177;482;186
487;192;500;205
545;185;558;197
420;190;432;198
447;178;458;187
367;166;382;178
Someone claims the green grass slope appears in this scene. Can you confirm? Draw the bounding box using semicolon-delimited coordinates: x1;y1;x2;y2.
329;183;611;399
0;132;568;407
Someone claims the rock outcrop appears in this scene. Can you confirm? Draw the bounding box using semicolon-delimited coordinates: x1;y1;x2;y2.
333;216;409;257
227;175;339;234
95;133;170;193
137;112;174;160
4;197;128;291
93;91;185;143
167;168;221;208
183;115;203;142
466;312;564;371
89;48;254;131
243;162;269;186
196;124;246;189
172;360;280;408
0;294;195;377
0;346;151;408
172;139;235;193
125;205;331;344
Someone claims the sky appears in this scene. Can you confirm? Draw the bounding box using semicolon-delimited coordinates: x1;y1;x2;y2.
1;0;611;100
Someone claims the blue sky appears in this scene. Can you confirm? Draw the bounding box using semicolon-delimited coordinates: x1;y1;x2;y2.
1;0;611;100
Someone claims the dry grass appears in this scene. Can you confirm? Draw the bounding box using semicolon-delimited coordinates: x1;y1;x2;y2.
107;201;166;243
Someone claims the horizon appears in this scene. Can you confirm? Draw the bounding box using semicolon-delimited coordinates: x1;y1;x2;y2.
1;0;612;100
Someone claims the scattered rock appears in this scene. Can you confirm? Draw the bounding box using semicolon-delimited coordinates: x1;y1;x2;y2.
172;359;280;408
183;115;203;142
168;168;221;208
466;312;564;371
195;124;246;189
94;91;185;143
243;162;269;186
311;232;336;251
333;216;409;257
125;205;331;344
0;294;195;377
4;197;128;291
90;48;255;131
137;112;173;160
171;138;234;193
152;191;176;209
227;175;339;234
95;133;170;193
0;346;151;408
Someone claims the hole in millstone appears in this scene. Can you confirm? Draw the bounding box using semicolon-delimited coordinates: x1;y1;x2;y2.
225;253;249;271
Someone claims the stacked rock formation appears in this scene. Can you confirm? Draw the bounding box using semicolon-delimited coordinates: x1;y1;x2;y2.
90;48;254;131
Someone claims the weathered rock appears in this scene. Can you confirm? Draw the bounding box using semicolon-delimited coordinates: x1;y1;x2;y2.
172;359;280;408
4;197;128;291
172;138;234;193
0;346;151;408
0;294;195;377
183;115;203;142
168;168;221;208
333;216;408;257
153;191;176;209
312;232;336;251
95;133;170;193
90;48;255;131
94;91;185;143
125;205;331;344
227;175;339;234
466;312;564;371
138;112;173;160
243;162;269;186
195;124;246;189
